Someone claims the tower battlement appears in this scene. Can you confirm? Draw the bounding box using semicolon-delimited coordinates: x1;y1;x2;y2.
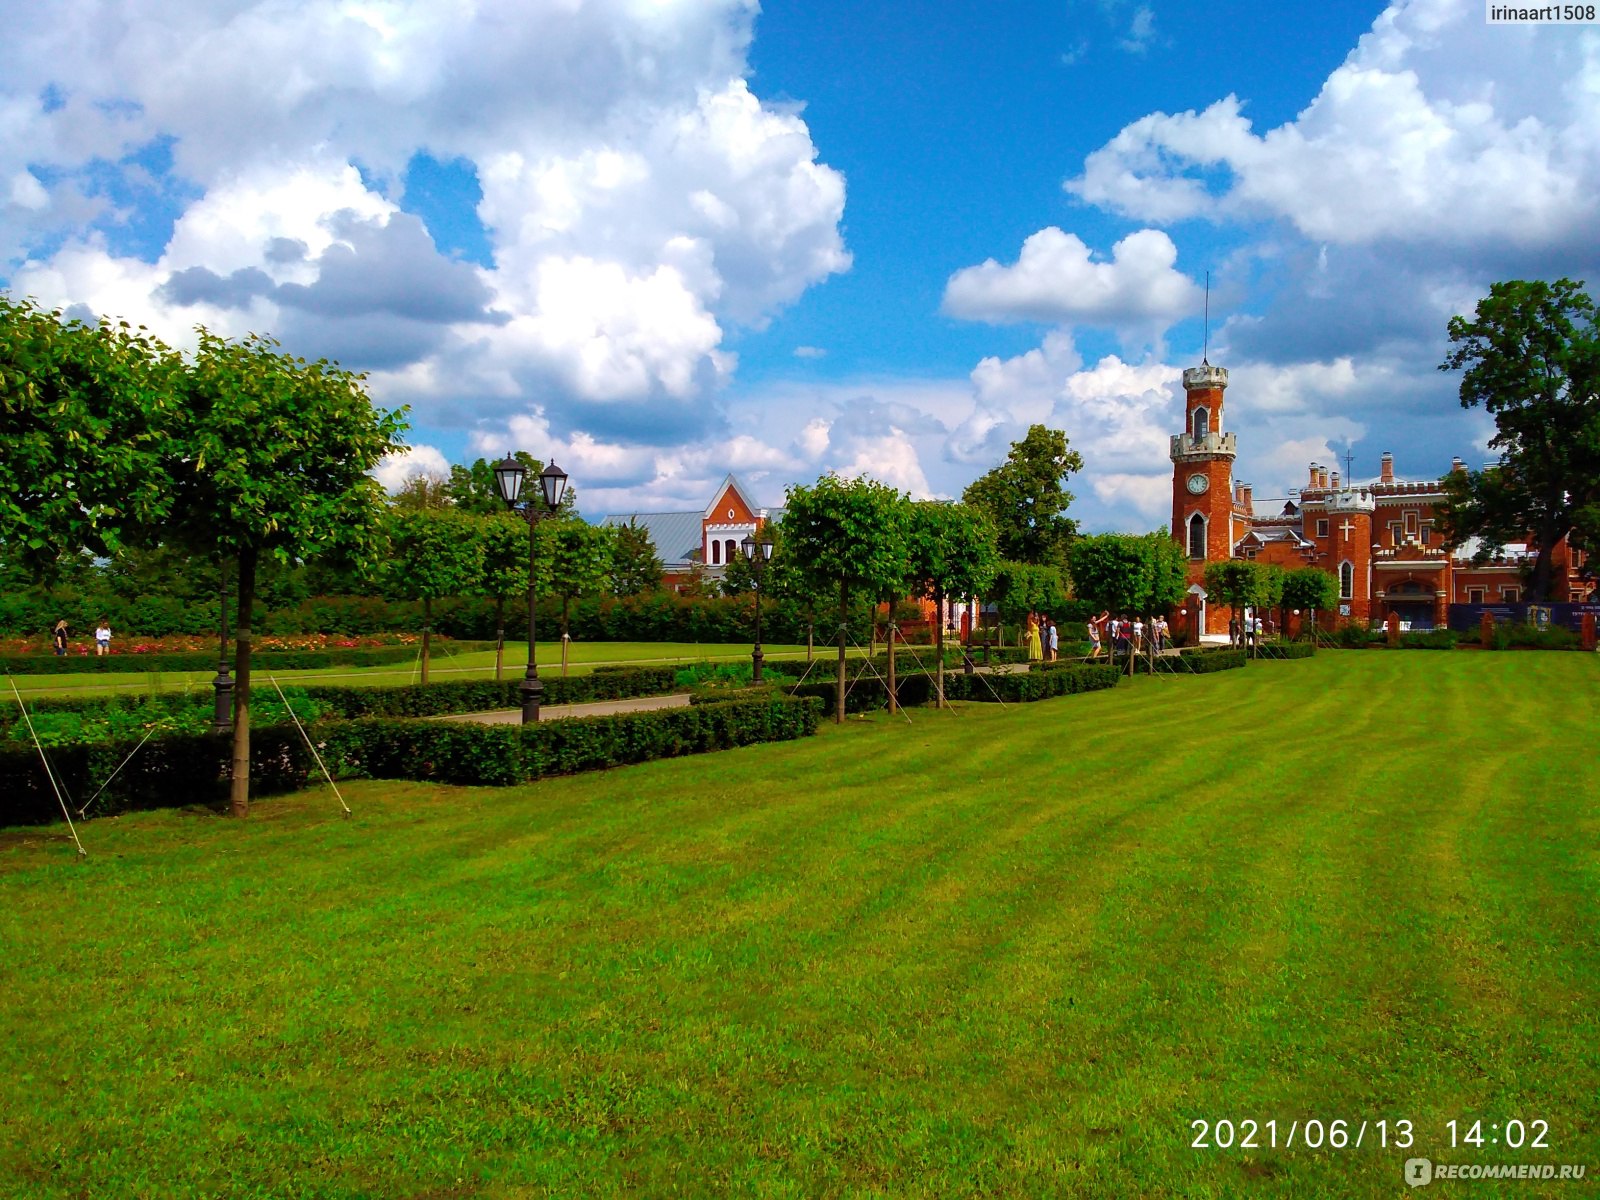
1182;364;1228;392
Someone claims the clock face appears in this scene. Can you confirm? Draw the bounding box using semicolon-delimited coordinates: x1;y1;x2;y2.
1186;473;1210;495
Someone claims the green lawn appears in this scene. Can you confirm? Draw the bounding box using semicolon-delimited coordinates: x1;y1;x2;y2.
5;640;827;699
2;652;1596;1198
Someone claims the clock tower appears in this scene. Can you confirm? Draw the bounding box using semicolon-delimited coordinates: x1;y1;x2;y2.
1171;363;1236;627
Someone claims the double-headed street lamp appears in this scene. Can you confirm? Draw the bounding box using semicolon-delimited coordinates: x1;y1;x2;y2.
739;532;775;682
493;454;570;724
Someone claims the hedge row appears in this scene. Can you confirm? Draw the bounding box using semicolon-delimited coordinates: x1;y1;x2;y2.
1152;647;1249;674
1256;640;1317;660
0;641;494;676
319;696;821;787
0;726;311;826
0;694;822;826
300;666;680;719
785;662;1122;712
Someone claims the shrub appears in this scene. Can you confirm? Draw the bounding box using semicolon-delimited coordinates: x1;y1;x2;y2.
300;666;679;720
1330;623;1381;650
1153;646;1248;674
1256;640;1317;660
0;641;494;676
1399;629;1459;650
316;695;822;786
0;726;310;827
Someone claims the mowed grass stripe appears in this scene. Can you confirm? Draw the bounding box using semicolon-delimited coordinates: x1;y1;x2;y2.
1;653;1597;1198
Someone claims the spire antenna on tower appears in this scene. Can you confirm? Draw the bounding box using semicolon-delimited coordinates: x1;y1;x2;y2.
1343;446;1355;482
1203;270;1210;365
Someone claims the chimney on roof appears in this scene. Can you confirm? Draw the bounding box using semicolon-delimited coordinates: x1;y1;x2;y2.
1241;484;1253;510
1331;471;1341;490
1380;451;1394;484
1319;467;1330;489
1309;463;1320;488
1451;457;1465;473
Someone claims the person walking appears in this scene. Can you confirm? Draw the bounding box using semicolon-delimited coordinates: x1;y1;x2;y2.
1047;620;1058;662
1087;615;1102;658
52;620;69;656
95;619;111;657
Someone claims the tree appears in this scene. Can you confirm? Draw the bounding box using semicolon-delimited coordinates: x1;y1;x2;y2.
476;512;529;681
1280;567;1338;634
168;330;407;816
1068;532;1188;618
609;521;664;596
390;473;453;511
1202;559;1282;653
534;519;614;653
905;501;1000;707
0;296;181;577
377;508;483;684
989;561;1068;632
961;425;1084;569
1438;278;1600;601
780;474;911;724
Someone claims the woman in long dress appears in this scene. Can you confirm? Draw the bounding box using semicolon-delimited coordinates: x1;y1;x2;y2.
1026;616;1043;662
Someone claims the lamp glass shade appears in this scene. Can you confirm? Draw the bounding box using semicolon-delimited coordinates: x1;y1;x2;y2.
740;534;757;561
539;461;569;511
493;455;526;505
760;539;775;562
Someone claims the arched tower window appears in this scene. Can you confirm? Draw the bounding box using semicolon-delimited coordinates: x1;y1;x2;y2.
1192;407;1210;439
1339;560;1354;599
725;538;737;564
710;539;721;565
1188;512;1207;560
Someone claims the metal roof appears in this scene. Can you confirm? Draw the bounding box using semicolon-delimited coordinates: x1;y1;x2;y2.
599;510;704;569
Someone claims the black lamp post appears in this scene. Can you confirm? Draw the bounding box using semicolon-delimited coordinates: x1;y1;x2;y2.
740;532;775;682
493;454;569;724
212;568;233;734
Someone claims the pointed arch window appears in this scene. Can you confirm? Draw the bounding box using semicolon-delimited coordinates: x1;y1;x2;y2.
1339;560;1354;600
1192;407;1210;439
1188;512;1207;560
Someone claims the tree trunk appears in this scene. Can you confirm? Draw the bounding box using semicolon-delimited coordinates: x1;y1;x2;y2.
934;587;947;709
835;582;848;725
422;595;432;685
807;621;813;661
495;596;505;682
228;547;257;818
562;596;571;677
887;618;898;715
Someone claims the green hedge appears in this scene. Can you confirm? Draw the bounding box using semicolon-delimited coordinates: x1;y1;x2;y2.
315;695;822;786
1399;629;1459;650
1256;640;1317;660
1152;647;1248;674
0;726;311;827
300;666;679;719
786;662;1121;711
0;641;494;676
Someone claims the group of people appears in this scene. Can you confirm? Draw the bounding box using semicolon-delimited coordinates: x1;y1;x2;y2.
51;619;112;656
1087;612;1170;659
1023;615;1060;662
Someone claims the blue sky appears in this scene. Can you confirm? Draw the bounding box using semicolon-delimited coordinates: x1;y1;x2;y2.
3;0;1597;530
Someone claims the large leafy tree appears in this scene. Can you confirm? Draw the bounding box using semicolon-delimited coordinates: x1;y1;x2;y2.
476;511;530;681
989;561;1068;631
1202;559;1283;652
1068;532;1188;618
1438;278;1600;601
168;330;408;817
960;424;1084;569
1280;567;1339;631
780;474;911;723
377;507;483;684
0;297;180;577
905;501;999;707
609;521;665;597
534;518;615;648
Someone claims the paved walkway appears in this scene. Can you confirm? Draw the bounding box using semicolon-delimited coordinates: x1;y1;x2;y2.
433;693;691;725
